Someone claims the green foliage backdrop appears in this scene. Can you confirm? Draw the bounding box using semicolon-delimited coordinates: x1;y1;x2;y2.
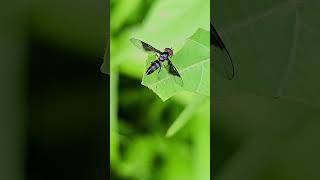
108;0;210;179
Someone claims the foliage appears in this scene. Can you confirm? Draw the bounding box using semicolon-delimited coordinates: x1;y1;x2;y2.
212;1;320;180
141;28;210;101
108;0;209;179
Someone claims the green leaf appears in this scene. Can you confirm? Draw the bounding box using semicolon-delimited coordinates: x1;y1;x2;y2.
141;28;210;101
110;0;144;34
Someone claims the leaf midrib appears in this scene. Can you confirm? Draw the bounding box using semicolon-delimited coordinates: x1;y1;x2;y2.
188;38;209;50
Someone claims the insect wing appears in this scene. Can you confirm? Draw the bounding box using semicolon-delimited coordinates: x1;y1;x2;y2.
211;23;235;80
130;38;162;55
165;59;183;86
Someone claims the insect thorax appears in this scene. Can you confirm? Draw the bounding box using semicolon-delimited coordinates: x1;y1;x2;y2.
159;53;169;62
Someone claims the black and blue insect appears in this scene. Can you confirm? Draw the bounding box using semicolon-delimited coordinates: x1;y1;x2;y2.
130;38;183;86
131;24;234;86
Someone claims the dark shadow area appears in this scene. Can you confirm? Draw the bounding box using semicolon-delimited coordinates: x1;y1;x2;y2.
26;35;109;180
211;1;320;180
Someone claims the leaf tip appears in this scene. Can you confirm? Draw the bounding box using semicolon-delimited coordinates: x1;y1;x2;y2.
165;128;175;138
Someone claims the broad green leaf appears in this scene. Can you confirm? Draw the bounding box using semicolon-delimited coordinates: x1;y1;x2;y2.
141;28;210;101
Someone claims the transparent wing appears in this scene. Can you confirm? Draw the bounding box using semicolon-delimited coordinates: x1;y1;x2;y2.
130;38;162;55
165;59;183;86
211;23;235;80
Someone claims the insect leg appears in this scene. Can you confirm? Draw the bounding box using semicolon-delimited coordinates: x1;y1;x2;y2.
157;60;162;80
157;65;161;80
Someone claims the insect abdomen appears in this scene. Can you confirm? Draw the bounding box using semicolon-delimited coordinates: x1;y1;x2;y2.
146;61;161;75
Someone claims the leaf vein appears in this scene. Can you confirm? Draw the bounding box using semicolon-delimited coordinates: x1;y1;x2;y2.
196;64;204;92
187;38;209;50
149;58;209;88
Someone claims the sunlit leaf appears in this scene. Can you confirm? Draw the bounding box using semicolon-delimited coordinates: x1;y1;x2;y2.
141;28;210;101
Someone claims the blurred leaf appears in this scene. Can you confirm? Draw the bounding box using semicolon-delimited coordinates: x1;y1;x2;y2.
160;143;193;180
142;28;210;101
118;137;157;179
30;0;105;55
113;0;209;79
110;0;210;179
110;0;143;34
191;98;210;180
212;0;320;108
110;70;119;165
166;95;206;137
212;1;320;179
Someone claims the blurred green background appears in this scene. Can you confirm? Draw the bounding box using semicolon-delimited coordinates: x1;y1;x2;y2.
1;0;108;180
3;0;320;180
212;0;320;180
109;0;210;179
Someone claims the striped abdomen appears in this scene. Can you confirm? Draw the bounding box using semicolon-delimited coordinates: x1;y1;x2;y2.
146;60;161;75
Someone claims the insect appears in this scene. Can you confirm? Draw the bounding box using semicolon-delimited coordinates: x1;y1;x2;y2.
211;22;235;80
130;38;183;86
